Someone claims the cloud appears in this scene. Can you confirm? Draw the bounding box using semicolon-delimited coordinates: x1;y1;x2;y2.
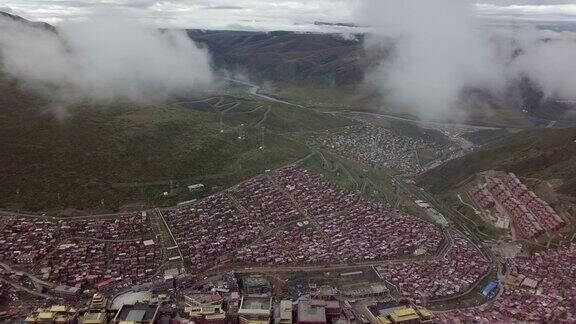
203;5;244;10
355;0;576;120
480;1;576;5
356;0;507;120
0;15;215;104
511;34;576;100
2;0;355;32
477;3;576;22
4;0;576;33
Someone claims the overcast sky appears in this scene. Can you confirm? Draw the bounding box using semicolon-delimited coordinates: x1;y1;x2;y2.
2;1;576;31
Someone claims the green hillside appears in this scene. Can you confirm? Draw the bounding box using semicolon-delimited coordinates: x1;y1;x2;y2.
0;79;358;214
420;127;576;200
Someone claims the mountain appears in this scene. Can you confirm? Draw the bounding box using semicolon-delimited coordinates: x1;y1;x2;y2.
0;76;331;213
419;127;576;201
508;78;576;126
1;11;572;124
188;30;576;125
188;30;377;86
0;11;55;32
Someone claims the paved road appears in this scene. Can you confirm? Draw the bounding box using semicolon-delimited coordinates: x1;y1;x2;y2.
255;107;272;127
0;209;134;221
154;208;184;268
458;194;479;214
226;78;307;109
0;277;52;299
203;252;444;276
0;261;55;288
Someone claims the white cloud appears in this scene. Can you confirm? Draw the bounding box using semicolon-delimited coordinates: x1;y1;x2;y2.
2;1;575;31
511;36;576;100
357;0;508;120
477;3;576;22
1;0;356;32
0;14;215;103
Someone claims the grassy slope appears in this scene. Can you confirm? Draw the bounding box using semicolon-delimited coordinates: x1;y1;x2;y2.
264;83;380;111
0;81;315;213
300;151;433;222
419;127;576;199
463;129;511;146
464;103;533;128
264;84;534;129
265;104;356;133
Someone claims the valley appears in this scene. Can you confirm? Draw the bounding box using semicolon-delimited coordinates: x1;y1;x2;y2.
0;9;575;324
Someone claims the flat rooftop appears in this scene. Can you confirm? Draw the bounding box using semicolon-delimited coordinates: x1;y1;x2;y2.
114;303;159;323
340;282;388;296
298;301;326;324
238;296;272;316
240;297;271;310
368;301;402;317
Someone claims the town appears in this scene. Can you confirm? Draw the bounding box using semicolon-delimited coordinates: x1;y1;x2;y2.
1;160;574;323
2;0;576;322
305;125;448;174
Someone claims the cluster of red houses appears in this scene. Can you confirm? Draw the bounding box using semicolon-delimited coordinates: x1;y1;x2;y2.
470;186;495;210
166;164;448;269
163;193;262;271
316;201;445;262
272;165;359;217
0;212;156;294
307;125;443;173
107;240;162;284
234;198;446;265
38;239;161;291
59;214;151;240
436;243;576;323
504;173;566;232
488;176;545;239
231;175;303;228
235;224;333;265
0;218;60;265
375;234;491;301
42;240;107;286
473;173;566;240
